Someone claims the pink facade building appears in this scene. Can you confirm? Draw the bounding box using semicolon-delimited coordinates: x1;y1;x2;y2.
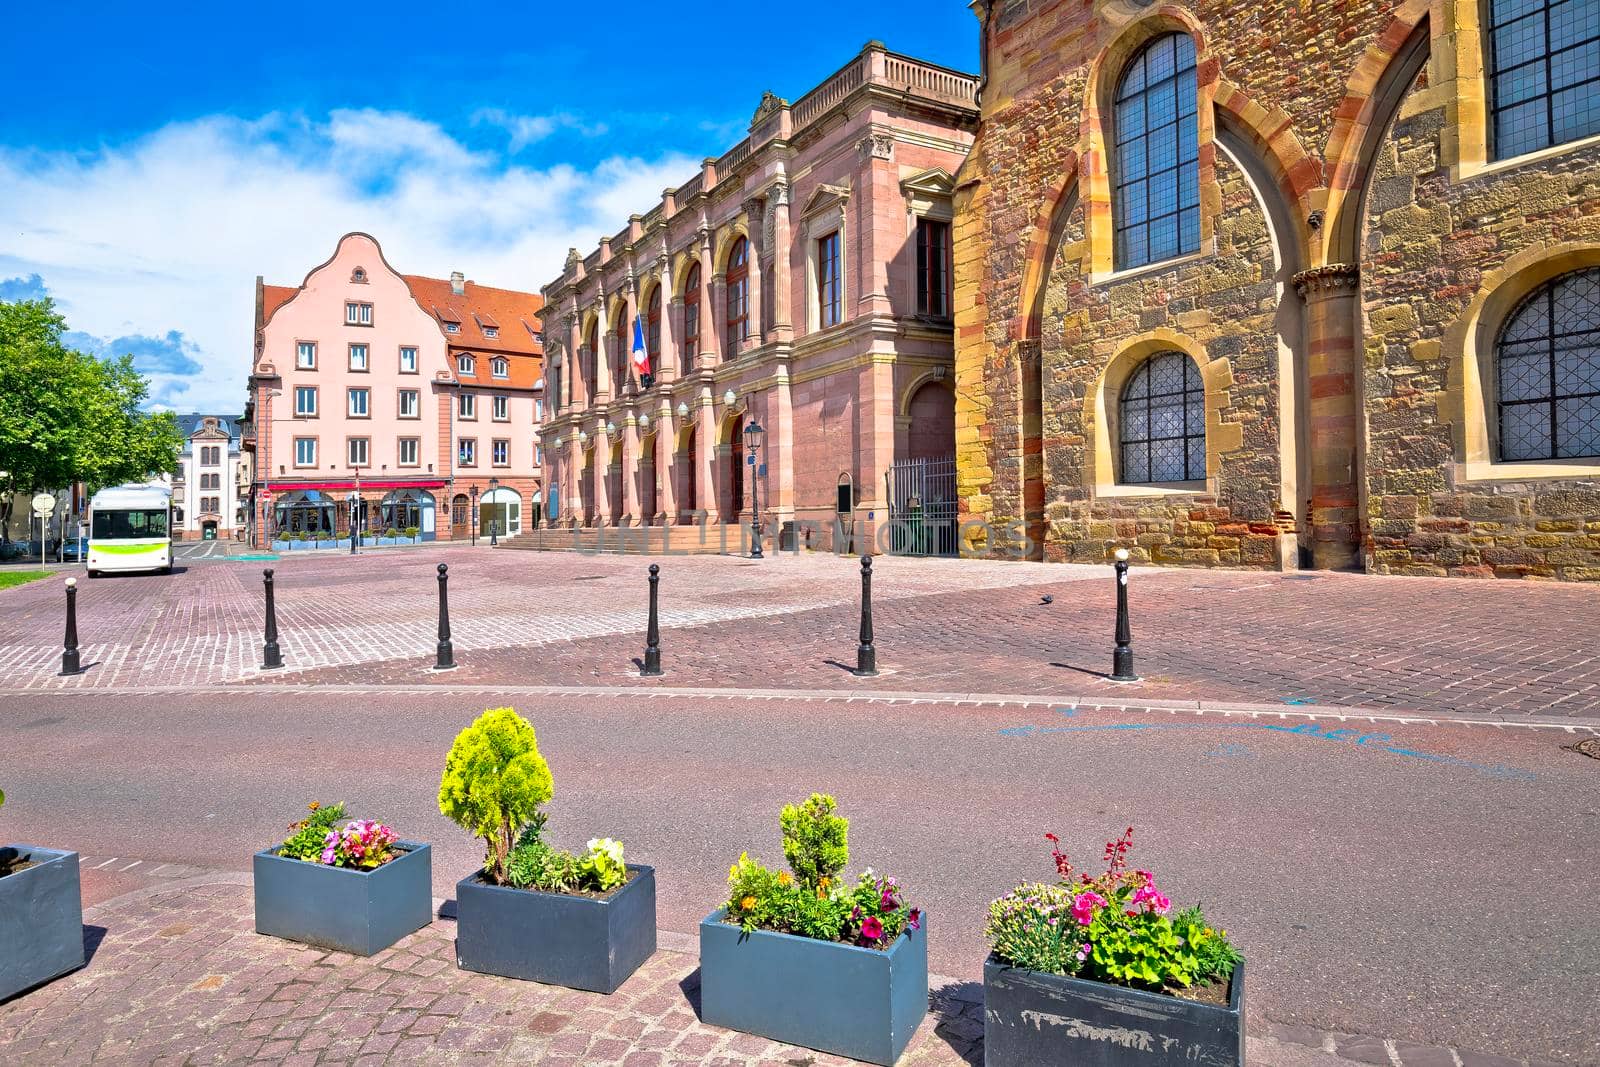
536;43;978;552
244;233;545;548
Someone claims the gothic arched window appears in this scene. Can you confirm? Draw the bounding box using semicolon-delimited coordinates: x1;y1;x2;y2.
1112;33;1200;270
1119;351;1206;483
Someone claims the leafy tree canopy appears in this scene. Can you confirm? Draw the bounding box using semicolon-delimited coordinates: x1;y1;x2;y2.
0;297;182;498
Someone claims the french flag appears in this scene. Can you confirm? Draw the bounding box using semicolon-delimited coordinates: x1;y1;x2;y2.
631;318;653;387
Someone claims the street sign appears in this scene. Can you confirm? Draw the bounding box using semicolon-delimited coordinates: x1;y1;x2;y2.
31;493;55;516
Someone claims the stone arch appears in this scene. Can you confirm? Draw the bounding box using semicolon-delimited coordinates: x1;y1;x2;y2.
1213;116;1312;559
903;377;957;462
1443;242;1600;479
1211;80;1319;264
1085;329;1243;494
1321;4;1432;266
671;251;702;298
713;225;750;275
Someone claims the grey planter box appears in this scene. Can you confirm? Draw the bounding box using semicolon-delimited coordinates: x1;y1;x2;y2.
699;907;928;1066
455;864;655;993
0;847;85;1002
983;953;1244;1066
253;841;432;956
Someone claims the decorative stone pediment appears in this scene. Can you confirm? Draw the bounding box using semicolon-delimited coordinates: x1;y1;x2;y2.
901;167;957;220
801;183;851;219
752;91;787;124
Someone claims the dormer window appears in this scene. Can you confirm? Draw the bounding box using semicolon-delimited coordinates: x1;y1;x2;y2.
345;301;373;326
457;354;476;375
445;322;461;334
484;327;499;339
491;357;509;379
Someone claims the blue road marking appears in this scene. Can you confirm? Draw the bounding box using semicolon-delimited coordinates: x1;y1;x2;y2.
1000;719;1536;782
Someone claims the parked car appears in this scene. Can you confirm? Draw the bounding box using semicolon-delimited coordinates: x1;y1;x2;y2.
61;537;87;562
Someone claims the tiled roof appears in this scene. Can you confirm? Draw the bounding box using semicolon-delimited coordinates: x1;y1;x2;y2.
451;351;542;391
261;285;296;324
403;275;544;358
175;413;243;447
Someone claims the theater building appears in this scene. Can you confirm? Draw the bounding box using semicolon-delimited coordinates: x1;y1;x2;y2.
954;0;1600;579
535;42;979;552
244;232;544;548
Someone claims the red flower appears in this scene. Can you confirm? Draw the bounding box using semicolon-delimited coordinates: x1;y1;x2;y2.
861;916;884;941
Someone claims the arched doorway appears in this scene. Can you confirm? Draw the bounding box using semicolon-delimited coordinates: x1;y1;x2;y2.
608;440;624;525
639;433;657;525
450;493;470;540
725;413;745;524
582;448;597;526
680;423;700;522
481;486;522;536
907;381;956;460
201;520;218;541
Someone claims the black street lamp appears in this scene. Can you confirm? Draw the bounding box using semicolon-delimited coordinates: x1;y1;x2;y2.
743;417;765;560
488;476;500;547
470;483;479;547
349;468;363;554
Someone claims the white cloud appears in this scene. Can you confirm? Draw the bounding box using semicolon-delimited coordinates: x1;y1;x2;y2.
0;111;695;413
472;108;611;153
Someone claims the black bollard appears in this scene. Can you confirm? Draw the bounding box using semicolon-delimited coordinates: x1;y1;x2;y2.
641;563;663;677
433;563;455;670
262;568;283;670
58;577;81;677
854;555;878;677
1110;548;1138;682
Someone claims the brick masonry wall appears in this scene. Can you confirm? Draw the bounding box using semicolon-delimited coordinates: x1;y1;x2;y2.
955;0;1600;578
1360;87;1600;579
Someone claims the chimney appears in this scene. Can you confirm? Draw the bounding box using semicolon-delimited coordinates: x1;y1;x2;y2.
450;271;465;296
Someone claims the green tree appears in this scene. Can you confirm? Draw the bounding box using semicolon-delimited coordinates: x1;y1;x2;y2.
438;707;554;884
0;298;181;529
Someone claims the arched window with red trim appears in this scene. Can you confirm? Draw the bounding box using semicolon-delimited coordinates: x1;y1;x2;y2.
725;237;749;355
683;262;701;371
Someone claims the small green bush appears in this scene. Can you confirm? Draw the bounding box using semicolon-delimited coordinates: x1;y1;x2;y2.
780;793;848;889
438;707;553;884
278;801;346;861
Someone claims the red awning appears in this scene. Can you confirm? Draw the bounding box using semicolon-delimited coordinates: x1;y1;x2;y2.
264;480;450;494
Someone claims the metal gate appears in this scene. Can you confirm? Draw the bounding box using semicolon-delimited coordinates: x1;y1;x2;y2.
885;455;958;557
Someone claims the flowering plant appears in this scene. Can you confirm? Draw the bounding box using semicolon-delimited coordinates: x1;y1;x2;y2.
985;828;1239;993
276;802;400;871
319;819;399;870
723;794;920;949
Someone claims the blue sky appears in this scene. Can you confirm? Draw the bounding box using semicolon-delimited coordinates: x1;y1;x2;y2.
0;3;977;412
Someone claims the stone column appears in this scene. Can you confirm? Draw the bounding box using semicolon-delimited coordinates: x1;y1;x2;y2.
768;181;794;343
621;411;641;526
746;200;765;346
1294;264;1363;571
566;435;584;527
566;307;584;409
590;424;611;527
656;400;677;525
696;397;717;519
698;230;718;370
656;257;677;385
624;278;640;396
593;294;613;401
769;366;795;520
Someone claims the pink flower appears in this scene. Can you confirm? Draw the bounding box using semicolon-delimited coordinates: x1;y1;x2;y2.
861;916;884;940
1132;883;1170;914
1071;891;1106;926
907;908;921;932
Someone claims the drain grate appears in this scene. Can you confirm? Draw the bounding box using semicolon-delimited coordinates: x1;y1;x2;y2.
571;575;608;581
1563;738;1600;760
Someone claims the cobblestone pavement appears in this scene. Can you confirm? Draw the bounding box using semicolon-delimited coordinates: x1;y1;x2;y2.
0;876;1570;1067
3;546;1598;721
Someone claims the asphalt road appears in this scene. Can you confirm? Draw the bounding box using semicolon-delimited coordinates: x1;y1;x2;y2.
1;688;1595;1061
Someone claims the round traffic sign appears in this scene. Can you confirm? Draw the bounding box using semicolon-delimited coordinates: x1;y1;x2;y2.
31;493;55;516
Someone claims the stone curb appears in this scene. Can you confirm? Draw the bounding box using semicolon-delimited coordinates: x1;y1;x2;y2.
10;682;1599;731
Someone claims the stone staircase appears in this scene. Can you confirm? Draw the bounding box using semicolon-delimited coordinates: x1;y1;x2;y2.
498;523;754;556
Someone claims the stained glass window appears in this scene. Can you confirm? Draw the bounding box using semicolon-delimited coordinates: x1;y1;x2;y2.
1497;268;1600;461
1120;351;1206;483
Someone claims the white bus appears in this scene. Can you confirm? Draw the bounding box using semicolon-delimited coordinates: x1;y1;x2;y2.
86;485;173;577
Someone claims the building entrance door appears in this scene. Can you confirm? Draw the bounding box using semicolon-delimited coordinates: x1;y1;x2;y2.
451;493;471;540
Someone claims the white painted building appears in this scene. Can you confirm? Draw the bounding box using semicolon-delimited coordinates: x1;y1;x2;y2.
171;414;247;540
